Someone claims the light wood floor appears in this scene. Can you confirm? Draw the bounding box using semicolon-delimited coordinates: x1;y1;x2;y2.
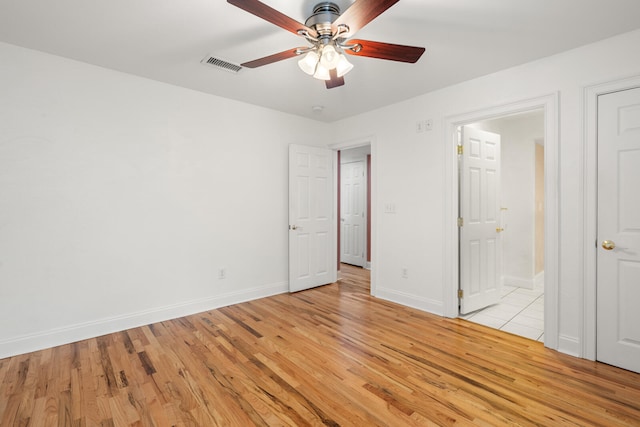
1;265;639;426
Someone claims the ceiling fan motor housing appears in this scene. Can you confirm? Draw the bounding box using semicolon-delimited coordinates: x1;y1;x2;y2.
305;2;341;38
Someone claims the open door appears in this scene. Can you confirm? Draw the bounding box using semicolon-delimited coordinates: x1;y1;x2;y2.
289;144;337;292
459;126;503;314
596;87;640;373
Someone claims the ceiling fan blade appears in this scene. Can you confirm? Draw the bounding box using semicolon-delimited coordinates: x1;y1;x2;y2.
344;39;425;63
241;48;301;68
227;0;317;38
333;0;400;36
325;69;345;89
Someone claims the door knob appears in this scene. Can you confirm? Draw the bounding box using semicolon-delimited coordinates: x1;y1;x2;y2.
602;240;616;250
496;227;504;233
290;225;298;230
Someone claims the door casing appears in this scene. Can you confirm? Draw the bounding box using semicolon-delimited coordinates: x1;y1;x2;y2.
443;94;559;350
331;136;376;295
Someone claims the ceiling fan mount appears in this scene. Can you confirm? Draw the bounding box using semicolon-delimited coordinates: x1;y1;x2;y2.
296;3;352;51
227;0;425;89
304;2;341;34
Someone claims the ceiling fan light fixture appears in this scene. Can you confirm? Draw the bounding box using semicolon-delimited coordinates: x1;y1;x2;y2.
319;44;340;69
335;54;353;77
313;63;331;80
298;51;319;75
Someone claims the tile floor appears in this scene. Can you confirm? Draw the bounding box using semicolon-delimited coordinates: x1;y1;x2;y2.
460;283;544;342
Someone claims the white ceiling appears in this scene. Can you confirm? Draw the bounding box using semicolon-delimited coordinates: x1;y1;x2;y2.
2;0;640;122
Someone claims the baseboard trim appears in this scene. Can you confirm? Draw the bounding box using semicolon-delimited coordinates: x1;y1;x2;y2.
534;271;545;287
376;287;443;316
558;334;581;357
0;281;288;359
503;275;534;290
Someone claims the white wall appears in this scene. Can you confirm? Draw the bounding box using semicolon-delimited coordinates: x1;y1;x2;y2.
331;29;640;357
0;42;330;358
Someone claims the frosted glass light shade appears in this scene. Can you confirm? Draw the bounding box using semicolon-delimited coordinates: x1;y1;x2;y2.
319;44;340;69
335;54;353;77
298;51;319;75
313;63;331;80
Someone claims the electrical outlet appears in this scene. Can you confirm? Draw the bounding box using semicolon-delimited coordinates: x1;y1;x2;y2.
416;120;424;133
218;268;226;280
402;267;408;278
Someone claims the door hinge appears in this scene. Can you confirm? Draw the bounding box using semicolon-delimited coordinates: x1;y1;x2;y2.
457;217;464;227
457;145;463;155
458;289;464;298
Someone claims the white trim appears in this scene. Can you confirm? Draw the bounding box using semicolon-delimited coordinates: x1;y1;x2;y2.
376;287;443;314
534;270;545;288
443;94;560;351
331;136;377;295
0;281;288;359
503;272;544;290
503;275;535;290
331;148;339;284
583;74;640;361
559;334;582;358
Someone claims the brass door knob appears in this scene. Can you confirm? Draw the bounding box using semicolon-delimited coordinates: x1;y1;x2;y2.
602;240;616;250
496;227;504;233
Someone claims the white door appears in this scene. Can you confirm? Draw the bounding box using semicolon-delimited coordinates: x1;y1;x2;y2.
596;87;640;373
459;126;503;314
340;161;366;267
289;144;337;292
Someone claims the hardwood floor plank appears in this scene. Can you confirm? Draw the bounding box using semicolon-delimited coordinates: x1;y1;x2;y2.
1;264;639;426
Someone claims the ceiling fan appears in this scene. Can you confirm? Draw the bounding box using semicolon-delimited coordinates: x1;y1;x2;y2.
227;0;425;89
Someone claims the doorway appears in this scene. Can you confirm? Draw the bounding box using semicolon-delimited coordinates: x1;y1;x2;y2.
332;138;375;295
458;111;546;341
339;146;371;269
288;141;375;294
442;94;559;349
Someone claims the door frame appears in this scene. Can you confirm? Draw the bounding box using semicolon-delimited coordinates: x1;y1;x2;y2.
583;74;640;360
331;136;377;296
443;94;560;350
